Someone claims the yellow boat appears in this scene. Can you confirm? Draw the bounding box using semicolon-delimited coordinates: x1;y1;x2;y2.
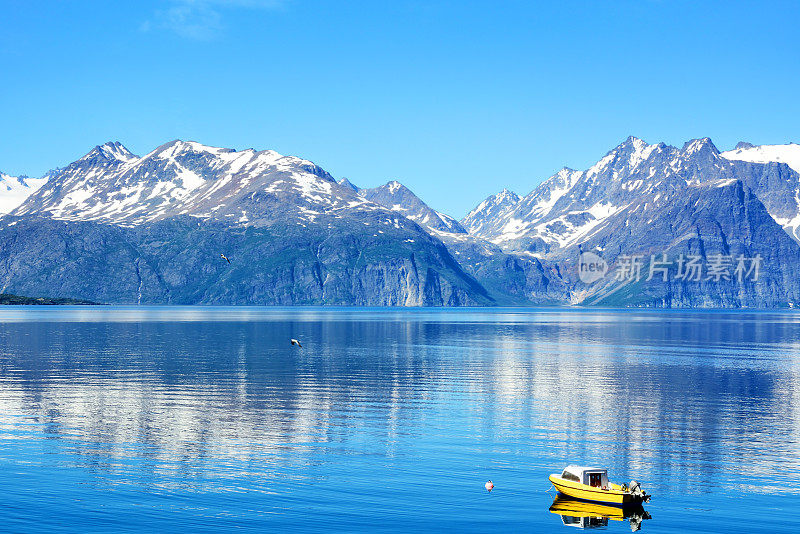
549;465;650;506
549;495;650;530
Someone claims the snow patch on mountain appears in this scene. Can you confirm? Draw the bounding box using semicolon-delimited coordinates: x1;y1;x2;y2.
12;140;362;226
462;135;800;254
531;201;626;248
461;188;520;235
80;141;138;164
0;172;48;214
683;137;718;156
628;137;658;168
720;143;800;175
358;180;466;234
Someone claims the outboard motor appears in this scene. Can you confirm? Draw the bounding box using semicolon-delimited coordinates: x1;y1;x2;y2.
627;480;650;502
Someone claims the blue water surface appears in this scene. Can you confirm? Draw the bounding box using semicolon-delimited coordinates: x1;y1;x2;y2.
0;307;798;532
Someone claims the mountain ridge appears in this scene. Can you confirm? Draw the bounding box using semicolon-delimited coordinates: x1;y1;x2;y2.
0;140;493;306
463;136;800;253
3;136;800;307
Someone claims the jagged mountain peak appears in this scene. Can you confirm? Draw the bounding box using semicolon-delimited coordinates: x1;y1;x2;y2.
461;187;523;236
137;140;335;183
146;139;238;160
621;135;647;149
556;166;577;176
368;180;420;199
682;137;719;156
469;188;522;212
12;138;348;225
385;180;405;193
585;136;663;178
360;180;466;234
496;188;520;201
80;141;138;164
605;135;650;157
337;177;360;192
463;134;800;255
143;140;301;168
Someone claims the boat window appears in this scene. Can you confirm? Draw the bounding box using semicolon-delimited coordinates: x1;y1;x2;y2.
561;470;580;482
588;473;602;487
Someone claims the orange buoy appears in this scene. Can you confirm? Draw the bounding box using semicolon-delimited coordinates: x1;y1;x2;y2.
485;480;494;492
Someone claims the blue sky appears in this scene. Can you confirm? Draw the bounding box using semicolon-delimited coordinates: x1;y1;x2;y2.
1;1;799;217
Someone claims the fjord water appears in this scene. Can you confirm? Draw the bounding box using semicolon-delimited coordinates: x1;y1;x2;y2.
0;308;798;532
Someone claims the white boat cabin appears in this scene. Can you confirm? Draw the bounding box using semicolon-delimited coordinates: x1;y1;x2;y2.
560;465;609;488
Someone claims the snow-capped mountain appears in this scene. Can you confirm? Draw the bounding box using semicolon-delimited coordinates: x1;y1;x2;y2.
357;180;467;234
14;140;372;226
461;188;520;236
458;135;800;306
4;135;800;308
0;171;47;214
466;136;800;252
1;140;491;306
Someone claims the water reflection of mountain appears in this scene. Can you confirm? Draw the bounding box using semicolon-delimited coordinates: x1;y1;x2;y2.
0;309;798;495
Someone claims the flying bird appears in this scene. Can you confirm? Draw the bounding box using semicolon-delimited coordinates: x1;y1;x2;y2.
290;338;302;348
220;253;230;264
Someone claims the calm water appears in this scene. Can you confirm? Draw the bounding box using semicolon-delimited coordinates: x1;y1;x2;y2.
0;307;798;532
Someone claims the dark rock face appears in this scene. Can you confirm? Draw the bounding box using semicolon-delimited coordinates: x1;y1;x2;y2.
726;160;800;241
432;232;568;305
556;180;800;307
0;214;491;306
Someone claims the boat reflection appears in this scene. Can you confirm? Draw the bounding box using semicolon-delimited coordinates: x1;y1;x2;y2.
549;495;651;531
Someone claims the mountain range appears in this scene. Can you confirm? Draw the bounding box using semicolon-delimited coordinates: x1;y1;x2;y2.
2;137;799;307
